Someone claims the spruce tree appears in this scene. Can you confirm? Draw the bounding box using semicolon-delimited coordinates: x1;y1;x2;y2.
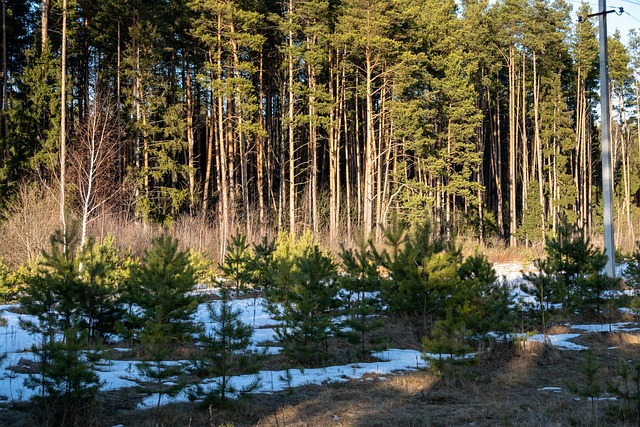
374;217;460;333
522;258;555;335
422;308;474;372
251;236;276;293
523;216;618;320
454;252;515;341
129;234;201;410
21;228;82;332
24;327;101;421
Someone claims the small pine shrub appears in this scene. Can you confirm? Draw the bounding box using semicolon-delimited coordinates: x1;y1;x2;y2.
220;233;253;297
339;235;385;357
566;350;602;424
523;216;619;322
190;287;263;405
126;233;201;342
607;359;640;423
265;241;340;365
374;217;460;333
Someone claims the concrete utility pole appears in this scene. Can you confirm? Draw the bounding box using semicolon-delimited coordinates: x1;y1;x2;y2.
592;1;617;277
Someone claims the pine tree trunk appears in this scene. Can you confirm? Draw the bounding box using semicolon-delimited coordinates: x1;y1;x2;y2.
308;59;318;234
490;86;504;238
521;53;528;223
186;52;196;212
508;43;517;247
576;69;584;230
202;57;215;215
60;0;67;244
257;52;266;232
619;94;634;242
217;17;229;253
364;48;375;236
1;0;7;164
288;0;296;236
533;52;545;243
41;0;49;52
116;20;123;181
230;27;250;237
355;73;362;230
329;49;339;243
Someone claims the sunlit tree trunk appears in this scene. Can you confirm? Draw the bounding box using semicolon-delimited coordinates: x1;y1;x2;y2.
185;52;196;213
60;0;67;245
217;14;230;252
508;43;517;247
329;49;339;242
533;52;545;243
1;0;7;164
363;45;375;236
257;52;266;231
41;0;49;52
521;53;528;230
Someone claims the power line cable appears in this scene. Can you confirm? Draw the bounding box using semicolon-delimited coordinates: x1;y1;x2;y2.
624;10;640;23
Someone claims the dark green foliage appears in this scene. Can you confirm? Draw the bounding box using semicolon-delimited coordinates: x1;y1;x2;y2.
127;234;201;409
22;230;129;344
423;253;514;366
19;229;103;413
3;45;61;192
265;241;340;365
21;229;83;332
191;288;263;405
220;233;253;297
339;236;385;357
545;218;611;313
24;327;101;421
127;234;201;343
515;182;545;244
522;258;555;334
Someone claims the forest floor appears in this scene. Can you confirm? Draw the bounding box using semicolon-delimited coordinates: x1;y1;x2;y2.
4;321;640;426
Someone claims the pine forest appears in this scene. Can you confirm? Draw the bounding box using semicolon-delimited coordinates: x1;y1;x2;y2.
0;0;639;258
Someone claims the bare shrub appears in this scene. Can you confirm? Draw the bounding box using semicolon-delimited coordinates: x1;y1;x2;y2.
0;182;59;266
